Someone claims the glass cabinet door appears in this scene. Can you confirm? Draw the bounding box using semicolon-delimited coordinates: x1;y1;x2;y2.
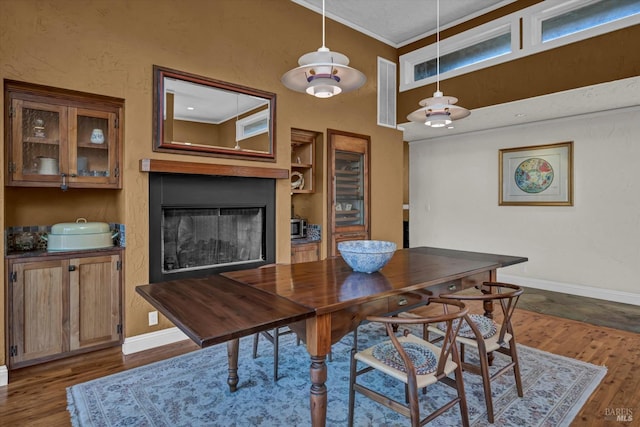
6;80;123;189
328;130;370;256
11;99;66;183
334;150;365;226
70;108;118;186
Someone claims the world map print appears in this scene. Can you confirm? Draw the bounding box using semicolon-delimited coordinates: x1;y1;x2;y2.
514;158;554;193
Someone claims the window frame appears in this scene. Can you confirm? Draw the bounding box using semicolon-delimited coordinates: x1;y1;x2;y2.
235;109;269;141
400;14;520;92
525;0;640;53
400;0;640;93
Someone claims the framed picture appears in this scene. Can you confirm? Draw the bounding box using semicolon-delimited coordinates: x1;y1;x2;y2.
499;141;573;206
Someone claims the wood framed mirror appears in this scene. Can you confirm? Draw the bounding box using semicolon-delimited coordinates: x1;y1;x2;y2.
153;65;276;161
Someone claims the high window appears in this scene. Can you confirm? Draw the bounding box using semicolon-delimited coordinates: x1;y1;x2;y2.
400;0;640;92
541;0;640;43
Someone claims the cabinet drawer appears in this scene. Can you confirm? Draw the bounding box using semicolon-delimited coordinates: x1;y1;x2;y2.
411;280;462;299
430;280;463;296
387;291;428;314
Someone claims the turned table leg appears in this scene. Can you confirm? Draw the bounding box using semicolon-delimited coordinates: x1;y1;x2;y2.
310;355;328;427
227;338;240;392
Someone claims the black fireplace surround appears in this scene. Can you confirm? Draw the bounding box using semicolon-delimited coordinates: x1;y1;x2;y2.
149;173;275;283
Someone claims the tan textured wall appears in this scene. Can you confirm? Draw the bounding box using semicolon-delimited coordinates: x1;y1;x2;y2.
0;0;402;364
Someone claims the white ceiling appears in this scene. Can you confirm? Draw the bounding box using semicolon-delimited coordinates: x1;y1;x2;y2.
291;0;640;142
165;77;268;124
292;0;515;48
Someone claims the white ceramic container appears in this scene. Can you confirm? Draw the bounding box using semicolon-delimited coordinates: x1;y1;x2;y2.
44;218;117;251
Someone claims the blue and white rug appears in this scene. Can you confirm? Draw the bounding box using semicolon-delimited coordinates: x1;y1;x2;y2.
67;322;606;426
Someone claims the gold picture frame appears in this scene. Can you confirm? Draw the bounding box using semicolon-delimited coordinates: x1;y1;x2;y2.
499;141;573;206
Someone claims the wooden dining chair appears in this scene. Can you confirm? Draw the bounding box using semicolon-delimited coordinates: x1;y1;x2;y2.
252;263;331;381
253;326;332;381
348;298;470;427
252;327;298;381
250;264;297;381
427;281;524;424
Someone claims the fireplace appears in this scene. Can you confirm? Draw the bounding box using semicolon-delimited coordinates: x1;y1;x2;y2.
149;173;275;283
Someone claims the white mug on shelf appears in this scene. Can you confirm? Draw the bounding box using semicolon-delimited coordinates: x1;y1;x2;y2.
37;157;58;175
90;128;105;144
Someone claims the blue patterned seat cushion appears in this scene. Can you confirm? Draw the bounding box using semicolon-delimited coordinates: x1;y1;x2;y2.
371;341;437;375
437;314;497;339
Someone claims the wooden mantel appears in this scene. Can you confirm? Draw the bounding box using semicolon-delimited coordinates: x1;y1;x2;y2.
139;158;289;179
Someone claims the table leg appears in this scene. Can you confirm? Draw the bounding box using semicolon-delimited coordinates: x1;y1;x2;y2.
227;338;239;392
484;271;496;365
310;355;327;427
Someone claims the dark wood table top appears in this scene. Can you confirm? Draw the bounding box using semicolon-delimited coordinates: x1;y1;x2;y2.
136;275;314;347
137;247;527;348
223;247;528;315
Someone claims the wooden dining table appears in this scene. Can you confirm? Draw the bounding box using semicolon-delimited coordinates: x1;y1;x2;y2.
137;246;527;427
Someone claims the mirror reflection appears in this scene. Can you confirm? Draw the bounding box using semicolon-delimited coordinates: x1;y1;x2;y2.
153;65;276;161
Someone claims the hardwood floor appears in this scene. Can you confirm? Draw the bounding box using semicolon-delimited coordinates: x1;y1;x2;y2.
513;309;640;425
1;307;638;426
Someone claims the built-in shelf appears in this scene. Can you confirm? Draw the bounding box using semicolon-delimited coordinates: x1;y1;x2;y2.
291;129;318;193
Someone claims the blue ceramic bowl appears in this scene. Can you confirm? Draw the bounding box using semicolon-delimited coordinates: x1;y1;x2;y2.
338;240;397;273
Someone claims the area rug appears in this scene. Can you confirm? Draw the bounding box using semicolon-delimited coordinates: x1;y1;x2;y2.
67;322;606;426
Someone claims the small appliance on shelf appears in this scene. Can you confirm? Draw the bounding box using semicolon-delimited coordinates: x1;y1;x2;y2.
290;217;307;239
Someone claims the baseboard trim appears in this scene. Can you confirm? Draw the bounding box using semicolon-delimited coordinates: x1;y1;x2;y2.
499;273;640;306
0;365;7;386
122;327;189;355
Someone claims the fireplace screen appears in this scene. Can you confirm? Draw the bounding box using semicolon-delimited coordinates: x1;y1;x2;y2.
162;207;264;274
149;173;275;283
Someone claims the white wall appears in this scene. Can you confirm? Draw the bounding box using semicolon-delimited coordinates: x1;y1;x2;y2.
409;107;640;304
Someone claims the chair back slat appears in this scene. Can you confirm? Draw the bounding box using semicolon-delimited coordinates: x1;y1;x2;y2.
440;281;523;345
496;293;520;344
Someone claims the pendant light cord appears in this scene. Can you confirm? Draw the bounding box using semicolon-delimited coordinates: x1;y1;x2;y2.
436;0;440;93
321;0;326;49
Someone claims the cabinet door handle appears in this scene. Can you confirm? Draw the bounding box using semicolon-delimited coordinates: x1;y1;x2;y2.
448;284;457;291
397;297;408;306
68;265;77;271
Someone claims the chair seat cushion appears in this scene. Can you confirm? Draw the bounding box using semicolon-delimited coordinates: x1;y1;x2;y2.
372;341;437;375
438;314;497;339
355;334;457;387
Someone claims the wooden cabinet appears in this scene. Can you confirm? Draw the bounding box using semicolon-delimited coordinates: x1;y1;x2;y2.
328;130;370;256
6;249;123;369
291;129;317;193
7;259;66;366
291;241;320;264
4;80;124;189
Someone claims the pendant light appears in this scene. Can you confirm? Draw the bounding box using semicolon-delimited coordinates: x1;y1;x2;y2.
281;0;366;98
407;0;470;127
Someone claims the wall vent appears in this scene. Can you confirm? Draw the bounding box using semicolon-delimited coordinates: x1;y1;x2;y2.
377;56;397;129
